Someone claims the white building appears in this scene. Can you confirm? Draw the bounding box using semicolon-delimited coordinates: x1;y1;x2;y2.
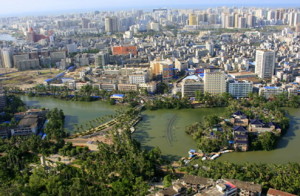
149;22;160;31
255;50;275;79
139;82;157;93
1;49;13;68
228;80;253;98
259;86;284;99
129;74;148;84
204;69;226;95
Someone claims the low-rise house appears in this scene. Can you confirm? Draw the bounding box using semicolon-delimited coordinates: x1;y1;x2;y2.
233;126;247;135
11;111;47;136
196;179;238;196
234;134;249;152
155;183;185;196
12;115;39;136
248;119;281;135
230;111;249;126
157;175;264;196
225;179;262;196
117;83;138;92
181;175;214;192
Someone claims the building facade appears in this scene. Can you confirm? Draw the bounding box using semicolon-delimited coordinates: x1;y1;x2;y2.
255;50;275;79
204;69;226;95
182;79;204;98
228;80;253;98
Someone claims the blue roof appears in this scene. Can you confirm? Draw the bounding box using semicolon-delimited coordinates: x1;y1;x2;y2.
0;121;10;124
42;134;47;140
111;94;125;98
44;79;53;82
55;72;65;78
91;96;101;98
264;86;278;89
67;66;75;70
189;149;196;153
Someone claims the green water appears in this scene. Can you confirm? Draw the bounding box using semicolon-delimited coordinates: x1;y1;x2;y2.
20;96;119;132
20;96;300;163
133;108;225;159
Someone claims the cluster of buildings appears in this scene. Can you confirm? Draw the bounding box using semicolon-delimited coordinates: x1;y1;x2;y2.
0;7;299;97
0;109;47;138
230;111;281;152
155;175;296;196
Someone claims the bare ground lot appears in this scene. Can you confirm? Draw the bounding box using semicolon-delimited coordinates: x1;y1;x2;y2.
0;69;61;89
65;135;113;151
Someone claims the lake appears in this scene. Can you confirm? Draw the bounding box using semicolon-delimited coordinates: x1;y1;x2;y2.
20;96;300;163
0;34;16;41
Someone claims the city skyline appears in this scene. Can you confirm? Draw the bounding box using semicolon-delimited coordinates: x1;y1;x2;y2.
0;0;300;17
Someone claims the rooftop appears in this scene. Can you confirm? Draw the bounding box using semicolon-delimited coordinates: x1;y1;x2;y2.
267;188;297;196
225;179;262;193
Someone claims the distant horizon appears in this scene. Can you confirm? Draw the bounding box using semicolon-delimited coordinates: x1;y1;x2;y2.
0;1;299;17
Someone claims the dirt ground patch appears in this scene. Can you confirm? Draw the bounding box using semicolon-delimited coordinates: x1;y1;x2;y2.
0;69;61;89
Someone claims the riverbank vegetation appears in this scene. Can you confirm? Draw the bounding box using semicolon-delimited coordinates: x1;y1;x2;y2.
145;97;192;110
5;85;140;103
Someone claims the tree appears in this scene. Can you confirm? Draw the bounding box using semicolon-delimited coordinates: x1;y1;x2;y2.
259;132;277;151
163;174;172;187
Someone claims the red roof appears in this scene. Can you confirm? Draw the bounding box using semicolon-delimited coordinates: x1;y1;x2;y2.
267;188;297;196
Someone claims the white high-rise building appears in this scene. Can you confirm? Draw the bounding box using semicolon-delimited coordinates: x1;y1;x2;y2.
1;49;13;68
255;50;275;79
206;42;214;56
204;69;226;95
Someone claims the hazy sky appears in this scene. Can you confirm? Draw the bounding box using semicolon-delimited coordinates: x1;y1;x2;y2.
0;0;299;16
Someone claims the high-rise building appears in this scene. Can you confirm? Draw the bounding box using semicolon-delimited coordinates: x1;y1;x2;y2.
189;14;197;26
204;68;226;95
105;17;118;33
81;18;90;29
1;49;13;68
95;52;110;68
255;50;275;79
234;13;240;28
238;17;246;28
0;86;6;112
206;42;214;56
